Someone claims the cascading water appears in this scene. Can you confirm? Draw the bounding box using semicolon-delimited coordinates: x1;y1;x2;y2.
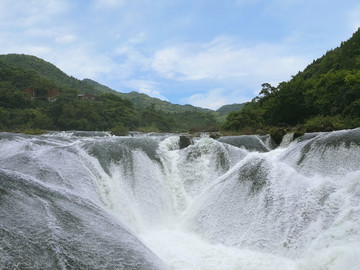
0;129;359;269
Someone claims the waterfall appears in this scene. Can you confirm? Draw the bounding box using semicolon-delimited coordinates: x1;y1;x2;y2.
0;129;359;269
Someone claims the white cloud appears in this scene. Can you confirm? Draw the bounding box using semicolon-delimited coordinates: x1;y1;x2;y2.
152;36;310;89
53;49;117;79
55;34;77;44
23;27;78;45
0;0;68;26
124;80;168;101
0;1;74;53
26;46;53;56
139;88;169;101
125;79;157;90
182;89;249;110
0;0;150;87
152;37;251;80
112;40;152;80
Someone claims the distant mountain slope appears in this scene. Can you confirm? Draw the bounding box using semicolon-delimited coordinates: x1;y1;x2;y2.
216;103;244;114
83;78;212;113
0;54;69;82
0;54;100;95
0;54;223;132
216;103;245;123
0;54;217;114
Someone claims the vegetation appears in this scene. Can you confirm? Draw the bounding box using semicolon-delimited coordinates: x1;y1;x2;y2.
83;78;213;114
4;28;359;136
215;103;245;123
222;28;360;134
0;54;230;134
216;103;245;115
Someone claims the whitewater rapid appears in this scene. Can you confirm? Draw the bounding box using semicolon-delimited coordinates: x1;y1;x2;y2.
0;130;359;269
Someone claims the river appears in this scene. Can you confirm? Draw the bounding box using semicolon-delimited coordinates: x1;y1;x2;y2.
1;129;359;269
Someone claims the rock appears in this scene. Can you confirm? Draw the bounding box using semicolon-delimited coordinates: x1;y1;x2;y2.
269;128;286;145
209;133;221;139
293;132;305;139
179;136;191;149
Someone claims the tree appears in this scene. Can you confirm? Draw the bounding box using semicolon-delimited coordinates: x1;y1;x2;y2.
222;103;264;132
259;83;277;98
0;82;31;109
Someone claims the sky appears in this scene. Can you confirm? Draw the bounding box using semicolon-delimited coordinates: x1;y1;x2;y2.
1;0;360;110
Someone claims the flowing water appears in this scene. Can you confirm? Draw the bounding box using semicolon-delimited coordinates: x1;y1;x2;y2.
0;129;359;269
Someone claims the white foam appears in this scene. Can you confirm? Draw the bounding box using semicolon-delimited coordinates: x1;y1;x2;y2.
2;131;358;269
140;228;296;270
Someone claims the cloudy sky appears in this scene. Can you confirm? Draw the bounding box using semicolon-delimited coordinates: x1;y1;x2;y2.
1;0;359;109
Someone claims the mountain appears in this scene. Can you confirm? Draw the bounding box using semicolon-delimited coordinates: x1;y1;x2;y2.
82;78;212;113
84;78;245;116
0;53;232;132
216;103;244;114
300;29;360;80
216;103;245;123
0;54;218;115
0;54;106;95
222;28;360;133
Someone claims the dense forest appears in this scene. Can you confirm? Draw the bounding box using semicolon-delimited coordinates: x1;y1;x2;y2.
222;28;360;134
0;54;226;134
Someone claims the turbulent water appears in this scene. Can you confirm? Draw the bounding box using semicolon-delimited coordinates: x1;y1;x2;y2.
0;129;359;270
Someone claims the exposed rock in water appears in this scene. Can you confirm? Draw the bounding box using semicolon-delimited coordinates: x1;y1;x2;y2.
179;135;191;149
269;128;286;145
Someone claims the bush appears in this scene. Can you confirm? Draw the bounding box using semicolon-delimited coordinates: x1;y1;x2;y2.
110;125;129;136
304;115;347;132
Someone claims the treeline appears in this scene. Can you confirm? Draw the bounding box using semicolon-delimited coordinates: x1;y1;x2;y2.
0;67;218;134
222;28;360;134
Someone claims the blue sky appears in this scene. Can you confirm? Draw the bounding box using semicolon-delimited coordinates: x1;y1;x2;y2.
1;0;359;109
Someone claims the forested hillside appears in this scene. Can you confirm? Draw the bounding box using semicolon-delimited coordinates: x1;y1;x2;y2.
222;28;360;134
216;103;245;123
0;54;225;133
0;54;117;96
83;79;212;113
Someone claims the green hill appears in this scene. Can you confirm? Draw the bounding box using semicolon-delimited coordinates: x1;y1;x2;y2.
215;103;245;123
0;53;225;133
301;30;360;80
0;54;216;114
216;103;245;114
83;78;212;113
0;54;106;95
222;28;360;133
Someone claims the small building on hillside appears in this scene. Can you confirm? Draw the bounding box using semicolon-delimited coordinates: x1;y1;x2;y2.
24;88;59;102
77;94;97;101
